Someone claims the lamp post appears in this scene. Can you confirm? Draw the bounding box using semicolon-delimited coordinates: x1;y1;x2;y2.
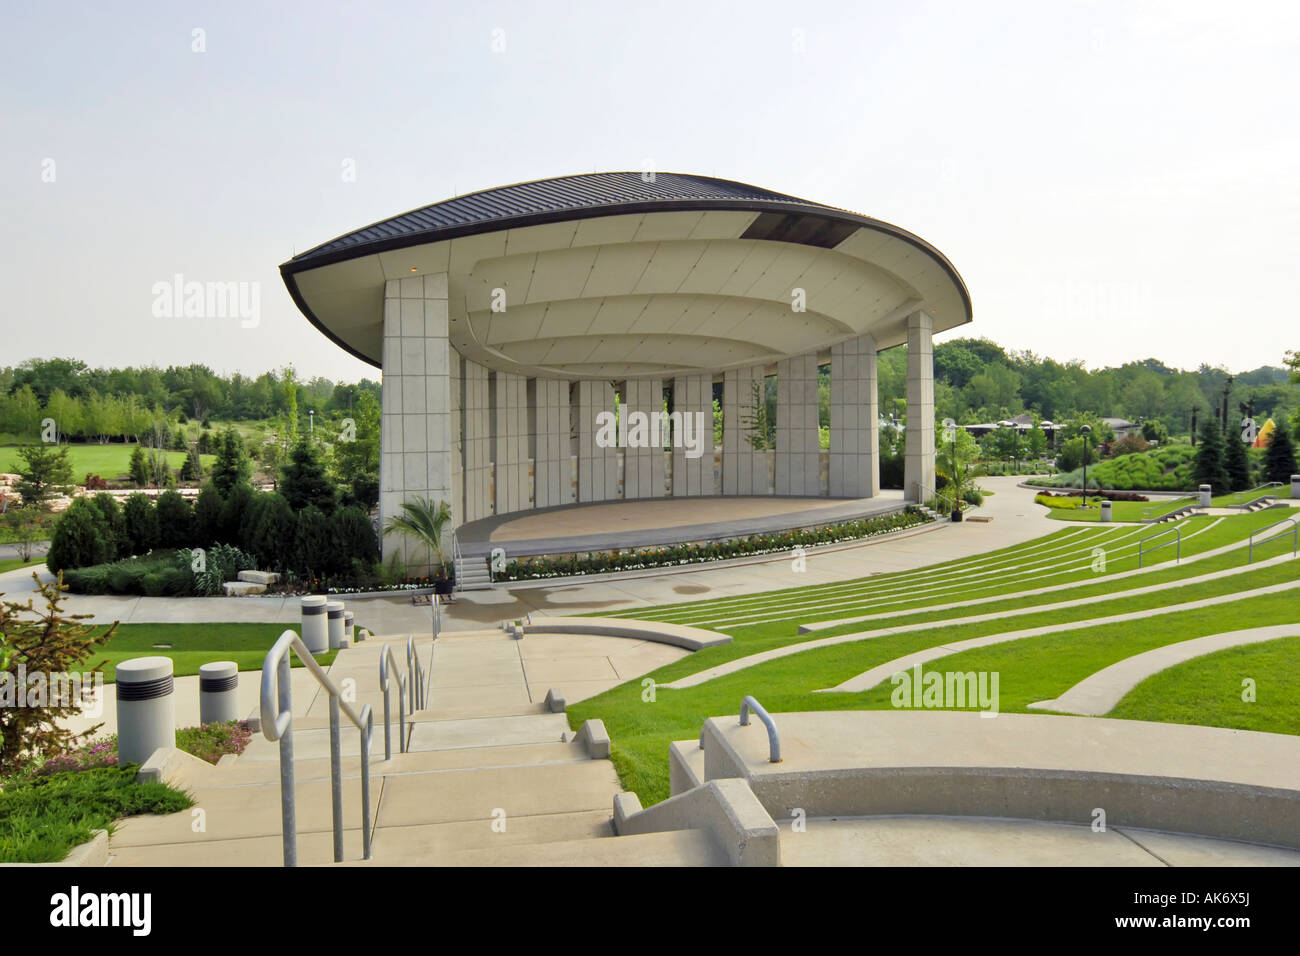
1080;424;1092;506
308;409;314;435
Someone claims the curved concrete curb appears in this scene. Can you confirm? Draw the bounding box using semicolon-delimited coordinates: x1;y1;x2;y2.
612;778;780;867
1029;625;1300;716
0;829;109;868
523;616;731;651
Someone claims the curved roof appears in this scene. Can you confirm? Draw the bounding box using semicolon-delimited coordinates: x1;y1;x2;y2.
282;172;972;375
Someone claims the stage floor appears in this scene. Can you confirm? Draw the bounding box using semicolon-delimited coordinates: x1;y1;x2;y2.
456;492;908;557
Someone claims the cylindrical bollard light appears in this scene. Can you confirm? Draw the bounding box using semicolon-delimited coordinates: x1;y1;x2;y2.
1099;500;1112;523
1199;484;1212;507
343;610;355;645
199;661;239;725
1292;474;1300;498
301;595;328;653
116;656;175;766
327;601;346;649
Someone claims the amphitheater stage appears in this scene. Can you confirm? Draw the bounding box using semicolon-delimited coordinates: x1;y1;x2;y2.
454;492;909;558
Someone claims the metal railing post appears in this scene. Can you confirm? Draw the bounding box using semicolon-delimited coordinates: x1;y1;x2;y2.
328;694;344;863
739;695;782;763
360;714;373;861
276;654;296;867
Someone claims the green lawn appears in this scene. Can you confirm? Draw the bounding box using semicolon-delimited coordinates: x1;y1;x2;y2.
1040;496;1195;522
92;623;339;683
1109;635;1300;733
0;557;41;574
0;443;215;481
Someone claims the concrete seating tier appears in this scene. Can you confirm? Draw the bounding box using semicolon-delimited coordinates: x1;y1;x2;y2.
522;616;732;651
695;710;1300;851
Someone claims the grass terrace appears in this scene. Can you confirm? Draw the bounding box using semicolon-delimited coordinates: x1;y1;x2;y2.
568;510;1300;804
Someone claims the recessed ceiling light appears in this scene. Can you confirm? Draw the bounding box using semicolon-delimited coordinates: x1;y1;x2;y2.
410;267;418;272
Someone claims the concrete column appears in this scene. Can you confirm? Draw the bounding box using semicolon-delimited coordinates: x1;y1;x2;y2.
460;358;492;521
531;378;571;509
623;379;664;499
490;370;529;515
776;352;821;496
450;351;464;524
904;311;936;502
723;364;766;495
301;595;328;653
380;274;453;568
576;380;619;501
198;661;238;724
671;374;712;496
830;333;880;498
116;657;174;766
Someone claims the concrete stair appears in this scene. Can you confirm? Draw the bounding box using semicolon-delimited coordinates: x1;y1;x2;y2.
454;554;494;591
106;636;720;867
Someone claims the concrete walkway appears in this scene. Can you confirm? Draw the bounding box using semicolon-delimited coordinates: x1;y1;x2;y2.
0;477;1060;635
1029;624;1300;716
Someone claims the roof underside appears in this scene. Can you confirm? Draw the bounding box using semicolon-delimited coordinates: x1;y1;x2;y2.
282;172;972;376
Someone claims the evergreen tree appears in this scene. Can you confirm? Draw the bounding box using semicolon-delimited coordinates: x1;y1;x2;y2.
281;439;338;515
1193;418;1229;492
180;444;203;482
123;492;160;555
46;498;113;573
129;444;149;487
211;427;251;496
192;481;225;544
1223;427;1252;491
155;489;194;548
15;443;74;507
1264;426;1298;485
0;576;115;772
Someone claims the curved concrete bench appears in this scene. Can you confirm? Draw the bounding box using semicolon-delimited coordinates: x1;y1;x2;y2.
698;710;1300;850
1029;625;1300;716
521;616;731;651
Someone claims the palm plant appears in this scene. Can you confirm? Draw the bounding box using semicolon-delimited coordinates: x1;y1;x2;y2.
382;496;453;578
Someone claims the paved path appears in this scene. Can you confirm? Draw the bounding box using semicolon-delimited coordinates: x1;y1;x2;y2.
1029;624;1300;716
0;477;1058;635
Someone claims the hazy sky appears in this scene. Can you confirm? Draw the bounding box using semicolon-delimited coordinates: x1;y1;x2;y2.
3;0;1297;383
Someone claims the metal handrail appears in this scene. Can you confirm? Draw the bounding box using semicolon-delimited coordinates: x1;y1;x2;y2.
1137;525;1181;568
378;643;410;760
404;634;426;712
739;696;781;763
1232;481;1283;508
451;532;465;593
261;629;373;866
1248;516;1298;563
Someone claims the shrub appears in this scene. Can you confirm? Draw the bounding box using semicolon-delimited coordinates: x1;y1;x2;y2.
89;493;130;559
46;498;114;573
189;543;257;596
292;506;334;581
123;492;160;555
247;492;297;572
192;482;224;544
332;506;379;574
155;489;194;548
